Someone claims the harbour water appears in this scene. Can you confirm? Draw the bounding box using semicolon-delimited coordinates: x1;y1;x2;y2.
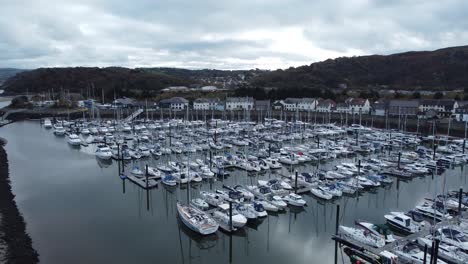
0;121;467;264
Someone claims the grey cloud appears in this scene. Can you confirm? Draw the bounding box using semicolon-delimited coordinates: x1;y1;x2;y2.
0;0;467;69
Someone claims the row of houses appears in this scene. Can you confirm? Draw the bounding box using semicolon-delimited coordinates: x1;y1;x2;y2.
111;96;468;120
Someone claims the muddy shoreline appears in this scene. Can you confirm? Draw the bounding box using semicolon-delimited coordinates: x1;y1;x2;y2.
0;139;39;264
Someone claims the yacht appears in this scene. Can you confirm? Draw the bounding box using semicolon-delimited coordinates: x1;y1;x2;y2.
95;145;112;160
282;193;306;207
177;202;218;235
212;203;247;228
435;227;468;251
53;125;66;136
67;134;81;146
384;212;421;234
339;225;385;248
355;221;395;243
43;119;52;129
200;191;225;207
394;241;447;264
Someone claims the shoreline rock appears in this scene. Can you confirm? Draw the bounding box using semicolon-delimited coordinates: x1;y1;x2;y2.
0;138;39;264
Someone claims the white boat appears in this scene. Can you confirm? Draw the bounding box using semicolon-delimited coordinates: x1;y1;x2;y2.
235;203;257;220
384;212;421;234
255;199;278;212
356;221;395;243
435;227;468;251
415;202;452;221
95;146;112;160
310;186;333;200
162;175;177;186
263;157;282;169
53;125;66;136
417;236;468;264
267;195;287;210
81;128;90;136
252;201;268;217
177;202;218;235
43;119;52;129
213;203;247;228
191;198;209;211
147;167;161;179
67;134;82;146
200;191;225;207
339;225;385;248
131;166;144;177
394;241;447;264
282;193;306;207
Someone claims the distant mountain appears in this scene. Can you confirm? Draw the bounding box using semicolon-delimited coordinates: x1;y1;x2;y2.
251;46;468;90
0;68;26;86
1;67;191;99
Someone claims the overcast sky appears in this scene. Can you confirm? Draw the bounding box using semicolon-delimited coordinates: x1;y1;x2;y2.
1;0;467;70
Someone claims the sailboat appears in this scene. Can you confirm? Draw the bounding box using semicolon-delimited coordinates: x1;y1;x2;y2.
176;202;218;235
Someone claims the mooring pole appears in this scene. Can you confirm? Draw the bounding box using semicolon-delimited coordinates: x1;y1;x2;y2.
423;244;428;264
433;239;440;264
429;240;435;264
459;187;463;222
433;144;437;161
463;139;466;154
295;170;298;194
117;143;121;173
398;152;401;169
334;204;340;264
229;201;233;231
146;164;149;210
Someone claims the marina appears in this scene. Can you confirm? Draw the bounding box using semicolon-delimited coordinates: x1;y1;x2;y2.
0;116;467;264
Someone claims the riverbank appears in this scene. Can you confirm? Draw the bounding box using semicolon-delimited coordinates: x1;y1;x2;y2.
0;138;38;264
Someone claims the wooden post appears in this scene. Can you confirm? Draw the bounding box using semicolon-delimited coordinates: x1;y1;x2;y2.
334;204;340;264
398;152;401;169
145;164;149;210
229;201;233;231
459;187;463;221
423;244;428;264
294;170;298;194
433;239;440;264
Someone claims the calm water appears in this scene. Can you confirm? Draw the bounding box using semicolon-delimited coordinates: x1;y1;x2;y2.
1;121;467;264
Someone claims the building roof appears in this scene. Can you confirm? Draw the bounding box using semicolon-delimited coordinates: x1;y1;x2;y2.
255;100;270;106
284;98;316;104
194;98;219;103
226;97;254;103
317;99;336;108
420;99;456;107
347;98;367;106
388;100;419;108
159;97;188;104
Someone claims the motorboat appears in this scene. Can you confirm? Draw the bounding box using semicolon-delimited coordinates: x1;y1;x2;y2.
213;203;247;228
53;125;66;136
263;157;282;169
252;201;268;217
235;203;257;220
95;145;112;160
147;167;161;179
177;202;218;235
43;119;52;129
191;198;209;211
310;186;333;200
282;193;306;207
384;212;421;234
162;175;177;186
200;191;225;207
67;134;82;146
131;166;144;177
267;195;287;210
254;199;278;212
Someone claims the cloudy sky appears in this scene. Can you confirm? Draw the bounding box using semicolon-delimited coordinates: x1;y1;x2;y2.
1;0;468;70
